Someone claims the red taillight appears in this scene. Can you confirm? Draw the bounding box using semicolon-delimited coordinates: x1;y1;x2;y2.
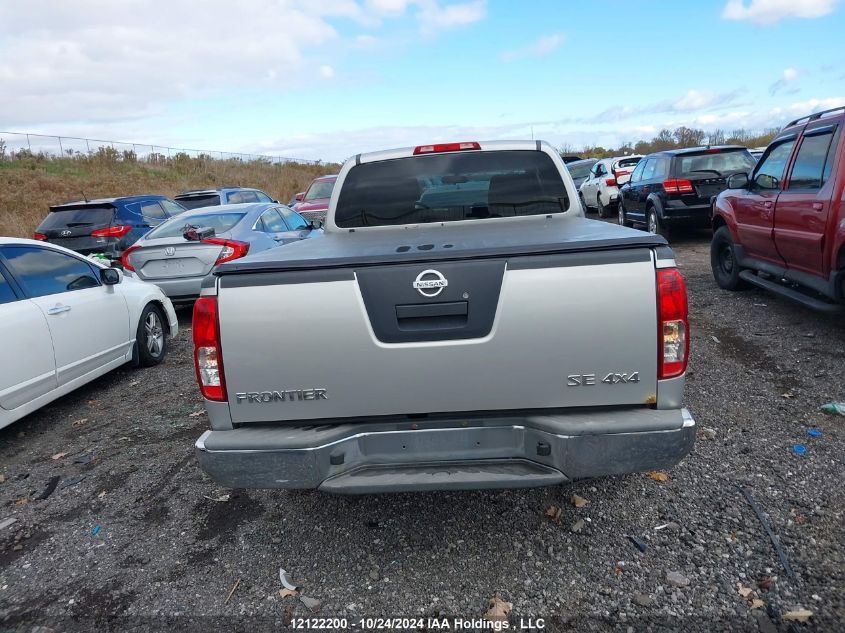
33;232;47;241
663;179;694;194
605;177;617;187
657;268;689;380
120;244;140;272
91;225;132;238
193;296;226;401
202;238;250;265
413;142;481;155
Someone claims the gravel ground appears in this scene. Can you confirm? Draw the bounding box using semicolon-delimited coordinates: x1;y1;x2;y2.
1;227;843;632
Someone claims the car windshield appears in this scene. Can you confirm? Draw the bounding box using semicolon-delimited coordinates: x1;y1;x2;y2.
38;205;114;229
144;212;246;239
175;194;221;210
567;161;595;180
677;150;755;177
334;150;569;228
304;180;335;201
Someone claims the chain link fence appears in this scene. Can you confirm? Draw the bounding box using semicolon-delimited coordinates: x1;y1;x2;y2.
0;131;318;165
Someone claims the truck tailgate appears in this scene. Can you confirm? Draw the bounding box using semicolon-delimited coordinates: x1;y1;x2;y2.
219;248;658;423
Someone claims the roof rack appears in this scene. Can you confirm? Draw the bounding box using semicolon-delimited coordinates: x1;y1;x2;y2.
786;106;845;128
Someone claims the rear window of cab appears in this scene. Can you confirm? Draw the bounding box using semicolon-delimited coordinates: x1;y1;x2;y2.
334;150;569;228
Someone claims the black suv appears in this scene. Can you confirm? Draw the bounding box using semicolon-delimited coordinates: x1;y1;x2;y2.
618;146;756;237
174;187;277;210
34;195;186;258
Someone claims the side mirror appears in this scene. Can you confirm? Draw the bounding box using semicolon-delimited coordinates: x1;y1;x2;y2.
294;192;305;202
309;220;324;230
727;173;750;189
101;267;122;285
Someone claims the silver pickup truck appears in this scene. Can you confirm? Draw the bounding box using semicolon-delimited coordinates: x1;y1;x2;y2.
193;140;695;493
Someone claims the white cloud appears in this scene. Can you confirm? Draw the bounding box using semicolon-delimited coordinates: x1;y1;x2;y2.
365;0;409;15
415;0;486;34
769;67;800;95
500;33;566;63
672;89;729;111
722;0;839;25
0;0;487;128
253;119;532;162
241;95;845;161
661;97;845;132
354;34;380;49
593;89;744;122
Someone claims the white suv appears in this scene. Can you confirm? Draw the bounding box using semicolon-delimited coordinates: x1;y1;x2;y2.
579;155;643;217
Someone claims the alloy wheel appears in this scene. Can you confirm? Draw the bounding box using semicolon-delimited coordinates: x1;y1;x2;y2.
145;311;164;357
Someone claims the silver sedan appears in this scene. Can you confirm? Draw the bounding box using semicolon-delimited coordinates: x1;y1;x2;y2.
121;202;322;303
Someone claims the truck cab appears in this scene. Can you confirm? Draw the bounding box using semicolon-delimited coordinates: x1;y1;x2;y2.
711;106;845;311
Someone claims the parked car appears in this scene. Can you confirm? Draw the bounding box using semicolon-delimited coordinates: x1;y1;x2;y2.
618;146;756;237
749;146;767;162
579;155;643;217
560;155;583;164
121;203;322;304
565;158;599;190
0;238;178;430
292;175;337;223
174;187;277;210
33;195;186;259
711;106;845;312
192;139;695;493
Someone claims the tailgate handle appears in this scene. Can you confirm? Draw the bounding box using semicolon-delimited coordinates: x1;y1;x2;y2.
395;301;468;331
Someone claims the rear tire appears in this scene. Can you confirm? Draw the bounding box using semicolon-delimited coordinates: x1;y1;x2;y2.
597;194;607;218
711;226;748;290
618;200;633;227
135;304;168;367
647;207;670;239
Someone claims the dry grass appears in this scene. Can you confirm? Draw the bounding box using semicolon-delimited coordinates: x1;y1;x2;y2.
0;149;339;237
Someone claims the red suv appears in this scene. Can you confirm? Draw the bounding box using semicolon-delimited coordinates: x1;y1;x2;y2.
711;106;845;311
292;174;337;223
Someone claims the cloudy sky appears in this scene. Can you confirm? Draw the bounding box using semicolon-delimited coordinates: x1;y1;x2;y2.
1;0;844;161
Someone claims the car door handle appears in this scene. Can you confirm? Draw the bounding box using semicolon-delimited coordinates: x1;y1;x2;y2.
812;202;824;211
47;304;72;315
763;201;773;208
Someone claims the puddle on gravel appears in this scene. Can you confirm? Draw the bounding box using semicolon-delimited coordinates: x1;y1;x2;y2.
192;490;264;542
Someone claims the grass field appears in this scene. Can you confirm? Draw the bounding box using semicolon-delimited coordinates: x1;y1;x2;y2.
0;149;338;237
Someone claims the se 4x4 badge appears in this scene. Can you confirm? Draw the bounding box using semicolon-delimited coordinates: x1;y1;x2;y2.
567;372;640;386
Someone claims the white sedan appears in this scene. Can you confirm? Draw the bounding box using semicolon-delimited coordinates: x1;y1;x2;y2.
0;237;178;431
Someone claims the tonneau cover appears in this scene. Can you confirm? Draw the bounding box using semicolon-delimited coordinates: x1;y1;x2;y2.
215;217;666;274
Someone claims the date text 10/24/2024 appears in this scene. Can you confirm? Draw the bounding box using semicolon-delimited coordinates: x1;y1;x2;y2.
291;617;547;630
